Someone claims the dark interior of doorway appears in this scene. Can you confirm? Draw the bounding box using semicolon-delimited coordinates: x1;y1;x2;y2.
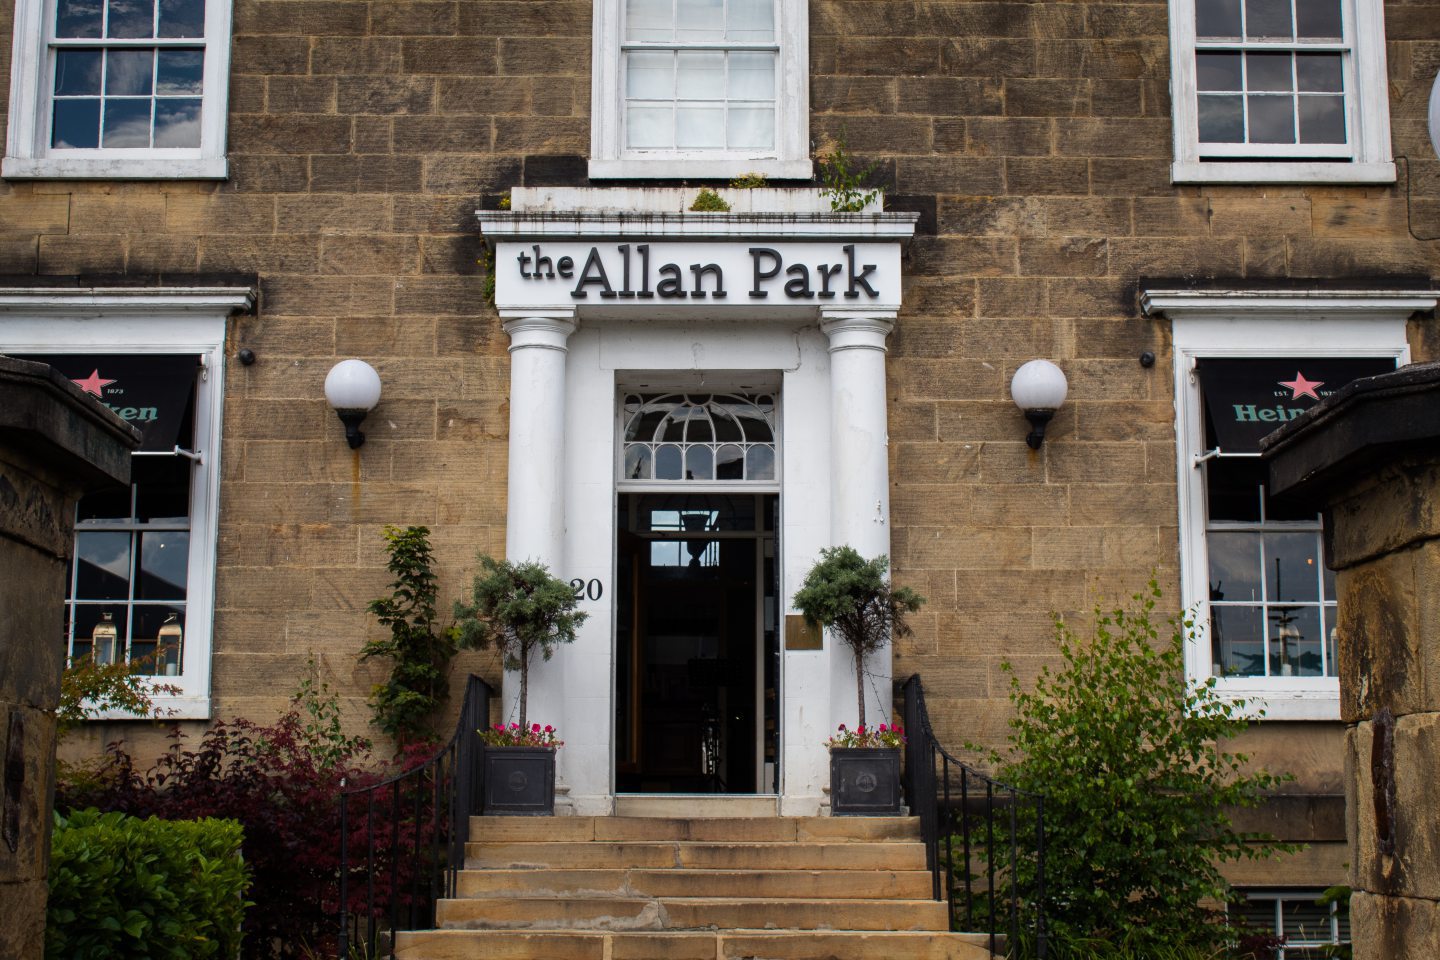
615;493;778;794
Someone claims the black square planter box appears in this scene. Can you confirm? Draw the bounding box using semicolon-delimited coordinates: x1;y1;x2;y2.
830;746;902;816
480;745;556;816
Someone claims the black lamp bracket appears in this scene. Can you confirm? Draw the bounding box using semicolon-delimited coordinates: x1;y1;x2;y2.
336;409;368;449
1024;408;1056;449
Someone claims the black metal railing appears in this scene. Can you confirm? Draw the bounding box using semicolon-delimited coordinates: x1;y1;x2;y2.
898;674;1047;960
337;674;493;960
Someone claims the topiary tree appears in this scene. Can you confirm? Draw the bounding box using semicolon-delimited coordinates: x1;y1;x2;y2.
985;580;1297;952
792;546;924;729
453;556;587;730
362;525;458;745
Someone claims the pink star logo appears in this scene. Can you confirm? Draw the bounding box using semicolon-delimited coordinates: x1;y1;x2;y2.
72;369;116;397
1278;371;1324;401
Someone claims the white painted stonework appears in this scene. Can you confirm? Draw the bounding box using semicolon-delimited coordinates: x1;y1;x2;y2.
481;203;917;815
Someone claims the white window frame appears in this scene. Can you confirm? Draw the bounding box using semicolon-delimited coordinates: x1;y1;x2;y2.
1168;0;1394;184
0;287;252;718
589;0;810;180
1143;289;1436;720
4;0;233;180
1233;889;1349;956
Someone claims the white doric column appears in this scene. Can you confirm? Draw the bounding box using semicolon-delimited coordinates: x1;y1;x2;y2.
500;310;577;730
821;310;897;731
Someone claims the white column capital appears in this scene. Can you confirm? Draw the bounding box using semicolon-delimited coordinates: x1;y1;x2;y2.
820;311;896;353
501;310;578;353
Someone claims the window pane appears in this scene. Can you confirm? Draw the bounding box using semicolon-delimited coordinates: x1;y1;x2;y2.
1248;94;1296;143
157;0;204;37
1265;531;1322;603
107;48;155;96
746;445;775;480
1299;95;1346;143
102;98;152;146
55;49;103;96
77;485;131;522
107;0;155;38
655;444;683;480
1209;531;1262;603
685;445;714;480
712;411;742;441
1296;53;1343;93
156;49;203;94
676;0;723;40
1198;94;1244;142
1207;458;1264;522
728;107;774;149
627;50;673;98
728;51;775;99
1213;605;1265;676
1295;0;1342;38
135;459;190;522
1195;0;1241;37
1197;52;1242;91
76;531;131;599
154;98;202;146
738;411;773;441
1245;0;1292;38
728;0;773;40
676;51;724;99
624;444;652;480
676;105;725;147
1271;604;1322;676
716;444;743;479
1247;52;1293;92
139;530;189;599
53;98;102;146
133;606;184;675
70;606;128;665
627;105;673;148
56;0;104;37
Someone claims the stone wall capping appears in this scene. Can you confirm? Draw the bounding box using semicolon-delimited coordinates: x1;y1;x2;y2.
0;356;140;492
1141;288;1439;320
0;287;255;315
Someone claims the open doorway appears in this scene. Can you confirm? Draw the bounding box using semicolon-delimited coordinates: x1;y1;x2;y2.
615;493;779;794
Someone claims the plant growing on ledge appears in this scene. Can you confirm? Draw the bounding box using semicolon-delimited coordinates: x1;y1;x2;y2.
817;135;883;213
793;547;924;730
362;525;458;745
689;187;731;212
454;556;587;730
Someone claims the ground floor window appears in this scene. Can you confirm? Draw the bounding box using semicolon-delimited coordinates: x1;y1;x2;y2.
1233;889;1350;958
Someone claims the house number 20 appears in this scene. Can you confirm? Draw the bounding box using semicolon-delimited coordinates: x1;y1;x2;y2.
570;578;603;601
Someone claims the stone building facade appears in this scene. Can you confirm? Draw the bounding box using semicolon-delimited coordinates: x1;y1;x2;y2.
2;0;1438;941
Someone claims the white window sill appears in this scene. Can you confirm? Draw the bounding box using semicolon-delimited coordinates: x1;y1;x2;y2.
588;157;814;181
1172;160;1396;185
3;156;228;180
1207;680;1341;721
86;694;212;722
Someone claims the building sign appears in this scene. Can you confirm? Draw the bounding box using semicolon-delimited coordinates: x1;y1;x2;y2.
1197;357;1395;452
494;241;903;311
18;354;197;452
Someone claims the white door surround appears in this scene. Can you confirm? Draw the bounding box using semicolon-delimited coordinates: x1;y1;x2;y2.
482;195;917;815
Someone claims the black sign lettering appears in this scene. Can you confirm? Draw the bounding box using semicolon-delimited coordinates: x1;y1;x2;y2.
749;247;781;298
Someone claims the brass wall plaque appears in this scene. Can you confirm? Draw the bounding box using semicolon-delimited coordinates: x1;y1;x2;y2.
784;615;822;650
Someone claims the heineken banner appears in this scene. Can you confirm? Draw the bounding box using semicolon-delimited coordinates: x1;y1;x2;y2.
18;354;198;452
1197;357;1395;452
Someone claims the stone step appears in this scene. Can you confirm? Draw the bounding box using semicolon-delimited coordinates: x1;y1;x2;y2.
395;928;996;959
613;794;780;818
456;867;936;901
436;896;950;932
469;815;921;844
466;840;928;872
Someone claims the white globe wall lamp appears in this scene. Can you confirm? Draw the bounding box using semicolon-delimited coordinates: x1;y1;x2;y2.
324;359;382;449
1430;69;1440;161
1010;359;1069;450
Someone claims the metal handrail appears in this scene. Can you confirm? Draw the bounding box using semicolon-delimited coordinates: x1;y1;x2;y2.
337;674;493;960
898;674;1047;959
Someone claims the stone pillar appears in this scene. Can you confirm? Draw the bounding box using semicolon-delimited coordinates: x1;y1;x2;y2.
821;310;896;729
1263;361;1440;960
0;358;139;960
499;310;577;730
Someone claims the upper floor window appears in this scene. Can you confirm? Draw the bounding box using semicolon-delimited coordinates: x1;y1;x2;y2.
4;0;233;179
1168;0;1394;183
590;0;810;180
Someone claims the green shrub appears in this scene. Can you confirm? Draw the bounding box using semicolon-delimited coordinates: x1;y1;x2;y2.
984;580;1296;951
48;809;250;960
688;187;731;212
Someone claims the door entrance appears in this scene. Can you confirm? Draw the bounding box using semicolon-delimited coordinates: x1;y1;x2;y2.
615;493;779;794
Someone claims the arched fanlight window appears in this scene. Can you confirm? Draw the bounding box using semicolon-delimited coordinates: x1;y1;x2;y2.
621;393;777;483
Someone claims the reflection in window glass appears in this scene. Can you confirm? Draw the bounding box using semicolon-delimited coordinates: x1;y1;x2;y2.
622;393;777;484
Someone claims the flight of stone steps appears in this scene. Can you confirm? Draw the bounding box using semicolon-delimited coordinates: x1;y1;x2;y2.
394;801;996;959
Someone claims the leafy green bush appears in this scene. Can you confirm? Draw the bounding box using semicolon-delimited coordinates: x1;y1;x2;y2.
984;581;1296;951
47;809;249;960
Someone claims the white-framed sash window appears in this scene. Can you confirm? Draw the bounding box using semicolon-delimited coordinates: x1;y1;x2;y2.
4;0;233;179
590;0;810;180
1168;0;1393;183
